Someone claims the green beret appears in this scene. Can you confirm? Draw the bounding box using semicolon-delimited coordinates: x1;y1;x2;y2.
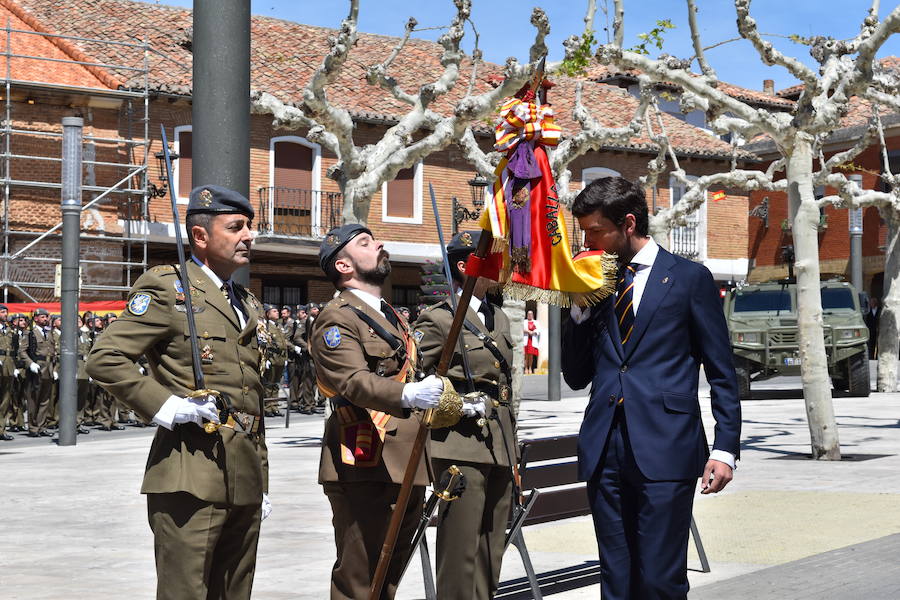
319;224;372;276
187;184;254;219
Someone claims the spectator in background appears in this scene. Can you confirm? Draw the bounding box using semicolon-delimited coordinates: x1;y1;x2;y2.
523;309;540;374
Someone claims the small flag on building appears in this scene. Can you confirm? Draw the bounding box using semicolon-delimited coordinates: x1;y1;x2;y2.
712;190;726;202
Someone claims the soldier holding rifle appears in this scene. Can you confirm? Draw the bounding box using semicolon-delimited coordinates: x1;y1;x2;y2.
87;185;270;600
415;230;518;599
310;224;483;600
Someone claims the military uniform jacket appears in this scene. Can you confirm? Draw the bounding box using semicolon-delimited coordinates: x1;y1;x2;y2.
76;330;92;380
311;289;429;486
265;321;288;371
288;318;307;357
415;299;518;466
21;325;56;379
0;323;16;377
86;261;269;506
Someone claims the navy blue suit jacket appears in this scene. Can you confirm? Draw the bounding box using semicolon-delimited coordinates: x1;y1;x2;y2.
562;247;741;482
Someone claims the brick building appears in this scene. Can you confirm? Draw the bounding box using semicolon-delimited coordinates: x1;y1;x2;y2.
743;60;900;299
2;0;756;312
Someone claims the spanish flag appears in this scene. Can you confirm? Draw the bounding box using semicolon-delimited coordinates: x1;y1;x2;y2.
477;98;617;307
712;190;726;202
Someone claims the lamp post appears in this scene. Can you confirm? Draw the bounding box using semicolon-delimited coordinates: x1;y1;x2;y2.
148;149;177;198
452;173;490;233
848;174;864;291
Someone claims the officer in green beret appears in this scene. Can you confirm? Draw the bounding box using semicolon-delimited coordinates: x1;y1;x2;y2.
415;230;518;599
87;184;270;600
310;224;483;600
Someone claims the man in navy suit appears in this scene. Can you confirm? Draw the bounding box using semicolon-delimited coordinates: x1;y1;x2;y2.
562;177;741;599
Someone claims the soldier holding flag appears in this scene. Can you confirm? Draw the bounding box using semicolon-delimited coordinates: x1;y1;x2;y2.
87;185;270;600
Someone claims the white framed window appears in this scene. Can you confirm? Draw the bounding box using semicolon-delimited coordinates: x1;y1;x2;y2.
173;125;192;205
669;174;706;261
268;136;323;236
581;167;621;188
382;161;423;224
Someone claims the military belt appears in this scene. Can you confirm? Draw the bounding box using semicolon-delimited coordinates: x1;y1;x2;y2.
453;381;512;405
32;354;47;360
218;411;261;435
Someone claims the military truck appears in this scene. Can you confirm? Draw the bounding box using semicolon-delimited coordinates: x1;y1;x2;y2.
724;280;870;399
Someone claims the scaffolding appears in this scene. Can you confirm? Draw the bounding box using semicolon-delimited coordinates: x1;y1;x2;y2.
0;22;150;302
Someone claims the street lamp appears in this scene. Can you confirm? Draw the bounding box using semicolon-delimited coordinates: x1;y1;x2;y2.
148;148;179;198
452;173;490;232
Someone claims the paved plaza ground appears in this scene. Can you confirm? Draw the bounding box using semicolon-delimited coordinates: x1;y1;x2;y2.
4;367;900;599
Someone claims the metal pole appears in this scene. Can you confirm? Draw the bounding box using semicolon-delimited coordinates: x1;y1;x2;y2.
193;0;251;286
849;174;864;291
547;305;561;401
59;116;83;447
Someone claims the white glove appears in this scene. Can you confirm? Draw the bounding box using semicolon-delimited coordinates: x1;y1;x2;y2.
462;394;487;418
294;345;303;356
0;360;3;367
138;367;146;375
261;493;272;521
53;370;59;381
13;368;19;378
265;360;271;370
88;376;93;383
169;395;220;428
29;362;40;374
401;374;444;410
570;304;592;324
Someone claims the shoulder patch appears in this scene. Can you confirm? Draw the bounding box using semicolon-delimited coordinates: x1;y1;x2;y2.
323;326;342;348
413;329;424;343
128;293;152;316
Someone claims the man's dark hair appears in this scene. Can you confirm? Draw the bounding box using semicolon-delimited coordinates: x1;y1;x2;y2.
185;212;214;248
447;252;469;286
572;177;649;237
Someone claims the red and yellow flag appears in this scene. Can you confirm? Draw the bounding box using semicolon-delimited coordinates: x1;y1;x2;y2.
476;98;616;306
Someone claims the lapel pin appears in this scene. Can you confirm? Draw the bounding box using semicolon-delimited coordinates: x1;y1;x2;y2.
662;276;669;284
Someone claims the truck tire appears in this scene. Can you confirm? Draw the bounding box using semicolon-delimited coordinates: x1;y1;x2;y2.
847;352;870;397
735;357;752;400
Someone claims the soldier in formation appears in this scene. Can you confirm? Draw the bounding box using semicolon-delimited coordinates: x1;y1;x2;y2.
87;185;270;599
310;223;484;599
415;230;519;598
263;303;287;417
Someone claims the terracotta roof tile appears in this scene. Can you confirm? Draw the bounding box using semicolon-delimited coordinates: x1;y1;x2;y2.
15;0;750;160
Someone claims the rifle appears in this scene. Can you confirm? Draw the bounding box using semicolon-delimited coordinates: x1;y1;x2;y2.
368;192;493;600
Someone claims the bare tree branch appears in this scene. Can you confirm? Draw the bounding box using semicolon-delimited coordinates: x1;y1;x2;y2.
687;0;716;77
366;17;419;105
734;0;818;85
466;17;483;96
612;0;624;48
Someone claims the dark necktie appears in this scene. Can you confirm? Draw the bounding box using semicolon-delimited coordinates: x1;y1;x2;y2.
380;300;399;329
615;263;639;345
478;300;495;331
221;282;246;322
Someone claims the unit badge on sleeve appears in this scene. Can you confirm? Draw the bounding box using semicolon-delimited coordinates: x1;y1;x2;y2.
324;326;342;348
128;293;151;316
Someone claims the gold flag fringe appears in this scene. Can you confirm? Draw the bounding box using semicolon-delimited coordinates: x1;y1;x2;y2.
501;252;619;308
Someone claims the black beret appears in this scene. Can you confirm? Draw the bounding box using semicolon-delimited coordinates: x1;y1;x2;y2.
33;308;49;316
187;184;254;219
308;302;320;310
447;230;481;257
263;303;275;312
319;224;372;275
0;304;7;310
280;305;292;311
296;304;308;312
50;314;60;320
104;313;117;318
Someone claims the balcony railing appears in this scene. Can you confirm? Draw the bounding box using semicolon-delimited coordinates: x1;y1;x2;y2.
671;222;700;260
257;187;342;238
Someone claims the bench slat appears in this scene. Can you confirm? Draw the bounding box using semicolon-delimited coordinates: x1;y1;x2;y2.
519;461;580;490
523;487;592;527
520;435;579;465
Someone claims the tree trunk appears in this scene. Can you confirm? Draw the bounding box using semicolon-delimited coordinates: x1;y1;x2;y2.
877;212;900;392
787;135;841;460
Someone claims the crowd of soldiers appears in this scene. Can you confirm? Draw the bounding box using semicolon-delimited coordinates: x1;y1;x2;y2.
0;299;367;440
0;305;157;440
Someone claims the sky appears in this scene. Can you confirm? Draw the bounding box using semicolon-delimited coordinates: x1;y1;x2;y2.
142;0;899;93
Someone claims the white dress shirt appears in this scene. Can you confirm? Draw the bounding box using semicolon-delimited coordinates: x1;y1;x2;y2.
455;288;487;326
347;287;384;313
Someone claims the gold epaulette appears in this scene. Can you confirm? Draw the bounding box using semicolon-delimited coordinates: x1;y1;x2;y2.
149;265;176;275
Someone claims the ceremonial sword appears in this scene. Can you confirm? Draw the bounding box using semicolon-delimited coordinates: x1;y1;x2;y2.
159;124;242;433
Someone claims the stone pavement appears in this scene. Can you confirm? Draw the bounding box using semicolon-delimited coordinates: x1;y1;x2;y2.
3;370;900;599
